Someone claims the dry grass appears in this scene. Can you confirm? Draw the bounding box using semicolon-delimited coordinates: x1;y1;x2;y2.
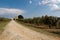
0;21;10;34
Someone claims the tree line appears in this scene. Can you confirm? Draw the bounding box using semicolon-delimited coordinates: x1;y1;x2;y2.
16;15;60;29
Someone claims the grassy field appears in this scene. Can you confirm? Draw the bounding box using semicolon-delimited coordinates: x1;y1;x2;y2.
0;21;10;34
16;21;60;37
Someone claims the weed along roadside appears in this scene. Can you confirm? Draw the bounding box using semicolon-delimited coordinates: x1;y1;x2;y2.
0;17;11;34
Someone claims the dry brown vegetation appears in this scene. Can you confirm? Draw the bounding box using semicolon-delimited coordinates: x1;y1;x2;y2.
0;17;11;34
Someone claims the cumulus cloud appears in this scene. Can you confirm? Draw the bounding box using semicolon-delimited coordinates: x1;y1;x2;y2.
29;0;32;4
41;0;60;11
0;8;24;18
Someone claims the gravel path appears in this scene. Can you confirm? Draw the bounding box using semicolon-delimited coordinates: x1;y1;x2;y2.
0;20;60;40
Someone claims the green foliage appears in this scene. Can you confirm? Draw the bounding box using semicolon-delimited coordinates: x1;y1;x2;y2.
17;15;60;29
18;15;24;19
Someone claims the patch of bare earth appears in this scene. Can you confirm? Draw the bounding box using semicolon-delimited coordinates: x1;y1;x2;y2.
0;20;60;40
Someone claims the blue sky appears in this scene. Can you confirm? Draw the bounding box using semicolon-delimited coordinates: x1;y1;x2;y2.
0;0;60;18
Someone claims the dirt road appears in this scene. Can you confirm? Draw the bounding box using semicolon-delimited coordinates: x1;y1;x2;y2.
0;20;60;40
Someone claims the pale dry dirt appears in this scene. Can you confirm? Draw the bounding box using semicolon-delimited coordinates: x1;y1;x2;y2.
0;20;60;40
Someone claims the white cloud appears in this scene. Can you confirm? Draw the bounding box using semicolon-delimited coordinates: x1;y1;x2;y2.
41;0;49;5
41;0;60;5
29;0;32;4
41;0;60;11
50;0;60;4
49;4;60;10
0;8;24;15
0;8;25;18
